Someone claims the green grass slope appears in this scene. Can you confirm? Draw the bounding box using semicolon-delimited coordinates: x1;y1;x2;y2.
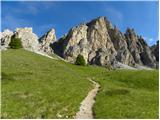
92;70;159;119
1;49;92;118
1;49;159;119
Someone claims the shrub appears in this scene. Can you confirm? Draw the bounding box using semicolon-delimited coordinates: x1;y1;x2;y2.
9;36;22;49
75;54;86;66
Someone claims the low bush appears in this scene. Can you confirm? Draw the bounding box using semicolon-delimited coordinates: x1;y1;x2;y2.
9;36;22;49
75;54;86;66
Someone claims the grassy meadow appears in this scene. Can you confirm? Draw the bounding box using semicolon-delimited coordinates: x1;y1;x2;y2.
1;49;159;118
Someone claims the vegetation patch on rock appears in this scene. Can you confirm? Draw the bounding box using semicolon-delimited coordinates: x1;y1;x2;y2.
75;54;86;66
9;36;22;49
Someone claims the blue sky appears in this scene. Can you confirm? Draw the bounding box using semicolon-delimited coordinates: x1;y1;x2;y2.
1;1;159;46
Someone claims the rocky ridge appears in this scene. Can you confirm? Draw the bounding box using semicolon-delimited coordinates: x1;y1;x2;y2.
53;17;158;68
1;16;159;69
14;28;40;52
1;28;56;53
39;29;56;54
151;41;159;62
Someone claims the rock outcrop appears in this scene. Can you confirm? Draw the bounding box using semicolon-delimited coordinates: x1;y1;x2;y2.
151;41;159;62
63;24;89;63
1;16;158;69
125;28;157;67
14;28;40;52
0;29;14;50
109;26;135;66
53;16;158;68
124;28;143;65
86;17;117;66
39;29;56;54
1;27;56;54
54;17;117;67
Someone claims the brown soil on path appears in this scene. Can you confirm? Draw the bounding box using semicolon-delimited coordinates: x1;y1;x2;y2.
74;79;100;119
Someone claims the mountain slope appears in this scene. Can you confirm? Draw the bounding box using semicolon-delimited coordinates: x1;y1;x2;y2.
53;16;158;68
1;49;158;118
1;16;158;69
1;49;92;118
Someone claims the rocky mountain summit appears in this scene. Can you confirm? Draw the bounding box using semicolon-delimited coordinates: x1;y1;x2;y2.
54;17;117;67
53;17;158;68
1;16;159;69
39;29;56;54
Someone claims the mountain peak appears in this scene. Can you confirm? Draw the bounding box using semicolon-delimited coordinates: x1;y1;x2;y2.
1;16;158;69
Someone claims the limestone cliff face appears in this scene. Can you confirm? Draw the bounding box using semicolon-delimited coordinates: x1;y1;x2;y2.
15;28;40;52
1;16;158;68
39;29;56;54
1;28;40;52
151;41;159;62
138;37;157;67
0;29;14;50
86;17;117;66
63;24;89;63
108;27;135;66
54;16;158;68
58;17;117;66
125;28;157;67
1;27;56;54
124;28;143;65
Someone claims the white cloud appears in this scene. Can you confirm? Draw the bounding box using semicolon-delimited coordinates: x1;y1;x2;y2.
105;7;123;21
2;1;57;31
17;2;57;15
148;38;154;42
143;36;157;46
2;2;57;16
2;13;32;30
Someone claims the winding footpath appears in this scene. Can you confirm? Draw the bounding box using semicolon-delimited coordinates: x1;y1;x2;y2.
35;52;101;119
74;79;100;119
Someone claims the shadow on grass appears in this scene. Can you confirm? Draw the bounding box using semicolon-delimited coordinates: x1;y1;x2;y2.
105;88;130;96
2;72;33;81
1;72;15;81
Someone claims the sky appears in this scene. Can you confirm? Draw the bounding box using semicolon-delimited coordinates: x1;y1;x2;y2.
1;1;159;46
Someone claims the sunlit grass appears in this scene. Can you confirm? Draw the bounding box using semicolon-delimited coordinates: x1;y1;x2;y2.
1;49;159;118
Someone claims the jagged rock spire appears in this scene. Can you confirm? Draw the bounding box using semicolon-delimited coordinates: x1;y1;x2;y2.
54;16;158;68
39;28;56;54
1;16;158;68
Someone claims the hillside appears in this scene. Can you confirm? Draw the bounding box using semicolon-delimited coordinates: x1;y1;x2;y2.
1;49;159;118
1;49;92;118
